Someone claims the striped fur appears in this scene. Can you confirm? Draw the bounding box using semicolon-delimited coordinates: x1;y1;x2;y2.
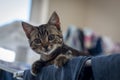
22;12;66;75
22;12;89;75
29;24;63;56
22;12;63;56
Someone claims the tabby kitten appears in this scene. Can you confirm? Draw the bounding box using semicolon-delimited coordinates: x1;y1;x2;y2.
22;12;88;76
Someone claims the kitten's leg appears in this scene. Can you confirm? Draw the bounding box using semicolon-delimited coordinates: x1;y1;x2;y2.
31;60;45;76
54;54;70;68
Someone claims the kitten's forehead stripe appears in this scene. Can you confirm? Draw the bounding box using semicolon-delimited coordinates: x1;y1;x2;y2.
38;25;47;35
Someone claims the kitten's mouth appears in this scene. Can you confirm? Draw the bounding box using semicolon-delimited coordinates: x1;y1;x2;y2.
42;44;62;55
43;48;56;55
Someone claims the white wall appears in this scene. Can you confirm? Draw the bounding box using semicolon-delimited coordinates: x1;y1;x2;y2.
30;0;49;25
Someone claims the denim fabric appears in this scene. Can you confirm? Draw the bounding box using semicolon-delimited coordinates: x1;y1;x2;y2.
0;70;17;80
92;54;120;80
23;56;90;80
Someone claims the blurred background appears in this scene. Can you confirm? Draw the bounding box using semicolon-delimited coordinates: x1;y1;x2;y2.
0;0;120;65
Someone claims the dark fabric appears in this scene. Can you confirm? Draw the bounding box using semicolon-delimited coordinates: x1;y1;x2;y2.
77;29;85;51
23;56;91;80
78;66;94;80
0;70;17;80
92;54;120;80
23;70;37;80
88;37;103;56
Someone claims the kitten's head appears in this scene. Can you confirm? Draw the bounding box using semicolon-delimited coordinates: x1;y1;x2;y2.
22;12;63;55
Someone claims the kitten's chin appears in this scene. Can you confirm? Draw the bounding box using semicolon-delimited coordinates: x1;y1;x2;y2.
42;44;62;55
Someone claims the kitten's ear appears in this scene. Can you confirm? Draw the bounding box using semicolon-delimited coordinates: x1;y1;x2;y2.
48;12;61;30
22;22;34;39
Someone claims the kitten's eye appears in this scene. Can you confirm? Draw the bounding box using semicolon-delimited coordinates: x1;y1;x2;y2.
48;34;55;41
34;39;41;44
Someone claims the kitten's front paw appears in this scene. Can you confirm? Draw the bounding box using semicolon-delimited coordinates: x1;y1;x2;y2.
54;54;69;68
31;61;45;76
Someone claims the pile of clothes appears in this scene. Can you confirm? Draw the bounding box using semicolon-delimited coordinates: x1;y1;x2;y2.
64;25;120;56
